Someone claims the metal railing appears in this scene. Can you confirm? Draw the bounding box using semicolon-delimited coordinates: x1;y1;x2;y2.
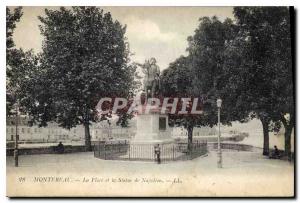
94;140;207;163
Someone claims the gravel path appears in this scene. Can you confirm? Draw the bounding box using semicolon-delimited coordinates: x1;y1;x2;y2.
7;150;294;197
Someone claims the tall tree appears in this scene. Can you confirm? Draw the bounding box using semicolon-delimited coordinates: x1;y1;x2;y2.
270;7;294;158
187;16;248;125
6;7;22;50
23;7;135;151
161;17;241;151
161;56;196;151
6;6;23;115
224;7;293;156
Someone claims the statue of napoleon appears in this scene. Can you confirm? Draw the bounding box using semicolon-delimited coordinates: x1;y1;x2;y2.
141;58;161;99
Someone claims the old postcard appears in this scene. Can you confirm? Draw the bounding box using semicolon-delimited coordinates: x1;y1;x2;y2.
6;6;295;197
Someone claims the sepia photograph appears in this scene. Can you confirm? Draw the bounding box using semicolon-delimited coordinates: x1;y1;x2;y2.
5;5;295;197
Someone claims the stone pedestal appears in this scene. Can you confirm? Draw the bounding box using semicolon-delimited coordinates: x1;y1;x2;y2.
130;108;174;159
131;111;174;144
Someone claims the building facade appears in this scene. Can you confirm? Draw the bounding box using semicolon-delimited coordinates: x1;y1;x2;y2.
6;115;135;143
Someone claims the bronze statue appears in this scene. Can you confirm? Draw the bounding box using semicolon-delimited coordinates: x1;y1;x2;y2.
142;58;161;99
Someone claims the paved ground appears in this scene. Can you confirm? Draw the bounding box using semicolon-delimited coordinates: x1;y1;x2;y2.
6;150;294;197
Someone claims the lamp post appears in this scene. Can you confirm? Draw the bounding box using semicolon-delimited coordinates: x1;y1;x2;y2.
217;98;222;168
13;102;19;167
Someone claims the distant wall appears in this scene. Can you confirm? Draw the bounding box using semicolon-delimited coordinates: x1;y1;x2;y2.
208;143;254;151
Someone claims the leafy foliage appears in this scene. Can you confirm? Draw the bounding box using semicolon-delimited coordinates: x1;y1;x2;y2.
161;9;293;156
224;7;293;155
20;7;136;150
6;7;23;115
6;7;23;50
161;17;237;150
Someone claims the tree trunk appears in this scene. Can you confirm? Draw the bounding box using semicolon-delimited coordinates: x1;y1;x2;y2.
84;122;92;151
187;126;193;152
261;119;270;156
281;114;294;160
284;125;292;159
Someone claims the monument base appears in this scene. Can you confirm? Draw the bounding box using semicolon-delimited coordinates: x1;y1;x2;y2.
128;141;175;160
129;108;175;159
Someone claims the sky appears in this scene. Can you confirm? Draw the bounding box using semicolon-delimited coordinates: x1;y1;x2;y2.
11;6;234;70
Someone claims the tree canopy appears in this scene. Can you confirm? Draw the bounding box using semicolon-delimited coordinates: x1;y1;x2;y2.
19;7;136;150
161;8;294;156
6;6;24;115
223;7;293;155
161;17;239;151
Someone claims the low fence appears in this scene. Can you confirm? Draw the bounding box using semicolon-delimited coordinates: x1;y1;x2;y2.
6;141;267;158
94;141;208;163
6;145;90;156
